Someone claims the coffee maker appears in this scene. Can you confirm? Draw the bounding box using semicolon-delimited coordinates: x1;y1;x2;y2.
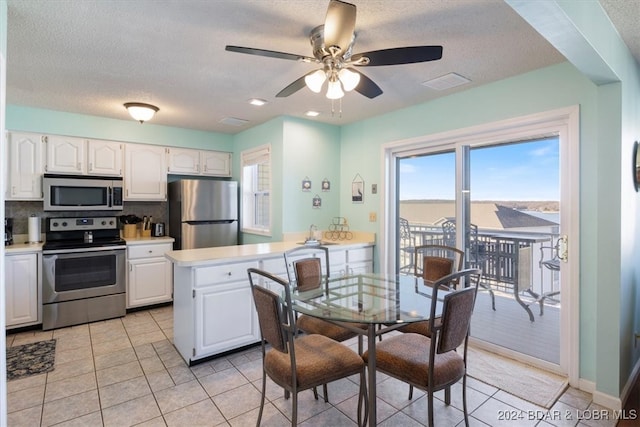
5;218;13;246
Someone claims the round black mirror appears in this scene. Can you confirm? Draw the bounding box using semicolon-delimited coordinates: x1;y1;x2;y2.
634;141;640;192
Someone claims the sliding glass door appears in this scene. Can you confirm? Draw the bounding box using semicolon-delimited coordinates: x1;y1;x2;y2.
396;137;563;367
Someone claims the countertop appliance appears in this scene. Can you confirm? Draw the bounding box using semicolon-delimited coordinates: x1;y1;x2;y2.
42;216;126;330
168;179;238;250
4;218;13;246
43;174;124;211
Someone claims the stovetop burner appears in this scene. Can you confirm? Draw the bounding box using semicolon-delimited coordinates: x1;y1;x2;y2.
43;216;125;251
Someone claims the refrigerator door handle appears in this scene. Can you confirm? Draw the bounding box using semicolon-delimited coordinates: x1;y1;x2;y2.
184;220;236;225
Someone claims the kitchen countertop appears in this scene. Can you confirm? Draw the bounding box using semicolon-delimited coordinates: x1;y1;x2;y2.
4;242;44;254
123;236;175;245
165;234;376;267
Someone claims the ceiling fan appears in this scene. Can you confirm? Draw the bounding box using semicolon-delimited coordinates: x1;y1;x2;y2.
225;0;443;100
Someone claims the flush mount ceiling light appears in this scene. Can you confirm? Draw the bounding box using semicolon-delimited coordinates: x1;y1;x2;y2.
124;102;159;124
249;98;268;106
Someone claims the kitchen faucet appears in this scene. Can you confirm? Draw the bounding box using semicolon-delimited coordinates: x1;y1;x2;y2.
306;224;318;244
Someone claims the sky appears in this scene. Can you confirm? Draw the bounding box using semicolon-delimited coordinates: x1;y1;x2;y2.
399;137;559;201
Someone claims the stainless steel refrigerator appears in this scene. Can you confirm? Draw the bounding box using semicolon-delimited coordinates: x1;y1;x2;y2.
168;179;238;250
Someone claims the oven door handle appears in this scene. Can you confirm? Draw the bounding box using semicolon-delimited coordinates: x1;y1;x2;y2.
43;245;126;255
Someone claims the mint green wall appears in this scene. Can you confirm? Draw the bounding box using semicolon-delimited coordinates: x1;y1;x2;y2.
282;117;340;233
6;105;233;150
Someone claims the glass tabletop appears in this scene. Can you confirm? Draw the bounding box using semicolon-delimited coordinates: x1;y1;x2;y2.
289;273;447;325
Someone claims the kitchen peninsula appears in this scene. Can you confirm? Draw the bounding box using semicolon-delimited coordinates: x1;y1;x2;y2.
165;234;375;364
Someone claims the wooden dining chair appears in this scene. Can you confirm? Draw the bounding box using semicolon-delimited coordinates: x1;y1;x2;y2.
247;268;367;427
364;268;482;427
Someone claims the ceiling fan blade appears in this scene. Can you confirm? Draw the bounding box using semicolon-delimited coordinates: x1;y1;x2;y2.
352;46;443;66
225;45;317;63
323;0;356;56
352;70;383;99
276;73;313;98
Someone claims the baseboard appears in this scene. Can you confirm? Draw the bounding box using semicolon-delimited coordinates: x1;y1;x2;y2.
578;378;622;411
617;356;640;410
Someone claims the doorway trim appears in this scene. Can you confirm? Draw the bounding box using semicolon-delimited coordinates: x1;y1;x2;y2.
379;105;580;385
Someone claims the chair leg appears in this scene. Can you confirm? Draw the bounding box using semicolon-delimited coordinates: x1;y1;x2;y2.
462;374;470;427
408;384;414;400
323;384;329;403
292;392;298;427
257;373;266;427
357;370;367;427
427;389;435;427
444;385;451;405
312;387;318;400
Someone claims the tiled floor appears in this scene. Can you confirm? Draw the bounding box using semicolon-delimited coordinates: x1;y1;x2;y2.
5;305;622;426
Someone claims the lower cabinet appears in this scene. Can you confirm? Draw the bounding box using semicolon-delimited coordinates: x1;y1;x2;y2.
173;259;261;364
127;242;173;308
5;252;40;328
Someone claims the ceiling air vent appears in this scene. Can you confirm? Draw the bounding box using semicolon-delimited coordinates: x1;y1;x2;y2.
219;117;249;127
422;73;471;91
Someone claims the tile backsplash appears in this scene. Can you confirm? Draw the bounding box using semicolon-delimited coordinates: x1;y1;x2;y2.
5;201;167;234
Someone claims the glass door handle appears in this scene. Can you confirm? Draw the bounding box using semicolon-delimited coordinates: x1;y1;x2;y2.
557;235;568;262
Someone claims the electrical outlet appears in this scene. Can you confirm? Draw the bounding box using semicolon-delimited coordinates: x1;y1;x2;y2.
369;212;377;222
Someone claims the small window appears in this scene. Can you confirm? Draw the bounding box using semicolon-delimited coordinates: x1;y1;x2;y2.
241;144;271;235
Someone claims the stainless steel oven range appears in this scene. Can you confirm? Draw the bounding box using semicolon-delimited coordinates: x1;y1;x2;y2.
42;216;126;330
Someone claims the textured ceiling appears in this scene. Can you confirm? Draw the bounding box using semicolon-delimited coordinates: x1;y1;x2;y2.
4;1;630;135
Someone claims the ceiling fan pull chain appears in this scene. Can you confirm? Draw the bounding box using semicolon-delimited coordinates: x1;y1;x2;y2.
331;99;335;117
339;98;343;118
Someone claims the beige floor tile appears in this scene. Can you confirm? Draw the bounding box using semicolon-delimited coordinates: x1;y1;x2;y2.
89;328;129;345
151;339;176;355
200;367;249;397
559;386;592;410
94;347;138;370
55;345;93;365
135;416;169;427
91;335;133;357
41;389;100;427
234;358;263;382
44;371;97;403
129;330;167;347
52;323;89;338
164;399;226;426
8;384;45;413
11;330;54;346
212;383;263;420
101;394;161;427
134;342;158;359
154;379;209;414
51;410;103;427
227;402;288;427
96;360;144;388
47;357;95;383
54;333;92;352
167;364;196;385
140;354;166;375
146;369;176;393
157;348;186;368
98;376;152;409
7;372;47;393
7;405;43;427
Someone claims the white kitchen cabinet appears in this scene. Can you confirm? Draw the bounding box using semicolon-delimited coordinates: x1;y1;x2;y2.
166;147;232;177
127;242;173;308
5;252;40;328
345;246;374;275
173;259;260;363
124;144;167;201
6;132;45;200
44;135;86;174
200;150;231;176
87;140;123;176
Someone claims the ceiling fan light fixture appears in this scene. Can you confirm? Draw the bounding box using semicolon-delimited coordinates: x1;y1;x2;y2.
305;69;327;93
338;68;360;92
124;102;159;124
326;77;344;99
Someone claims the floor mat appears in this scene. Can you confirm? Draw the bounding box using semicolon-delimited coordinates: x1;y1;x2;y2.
6;339;56;381
467;345;568;408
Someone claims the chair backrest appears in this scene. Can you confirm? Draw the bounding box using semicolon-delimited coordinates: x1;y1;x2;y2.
427;268;482;351
438;286;477;353
284;245;330;291
413;244;465;284
399;217;415;247
247;268;294;354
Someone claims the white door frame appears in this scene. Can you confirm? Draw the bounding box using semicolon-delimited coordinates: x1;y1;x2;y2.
379;106;580;385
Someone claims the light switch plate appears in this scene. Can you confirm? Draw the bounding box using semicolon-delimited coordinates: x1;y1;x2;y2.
371;184;377;194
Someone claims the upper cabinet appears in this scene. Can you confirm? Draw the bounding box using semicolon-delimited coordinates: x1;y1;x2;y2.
167;147;231;177
124;144;167;201
45;136;123;176
87;140;123;176
6;132;45;200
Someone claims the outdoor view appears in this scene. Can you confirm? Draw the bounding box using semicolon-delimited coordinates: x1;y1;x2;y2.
397;137;561;364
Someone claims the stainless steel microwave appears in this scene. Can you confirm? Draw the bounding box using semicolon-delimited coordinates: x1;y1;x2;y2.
43;174;124;211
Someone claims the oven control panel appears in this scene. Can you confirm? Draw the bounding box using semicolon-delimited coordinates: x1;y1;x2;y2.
48;216;118;232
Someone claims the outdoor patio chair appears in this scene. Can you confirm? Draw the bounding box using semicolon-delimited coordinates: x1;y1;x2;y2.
399;217;417;274
516;243;561;322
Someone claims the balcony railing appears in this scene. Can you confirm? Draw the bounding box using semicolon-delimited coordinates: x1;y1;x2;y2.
400;223;560;299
